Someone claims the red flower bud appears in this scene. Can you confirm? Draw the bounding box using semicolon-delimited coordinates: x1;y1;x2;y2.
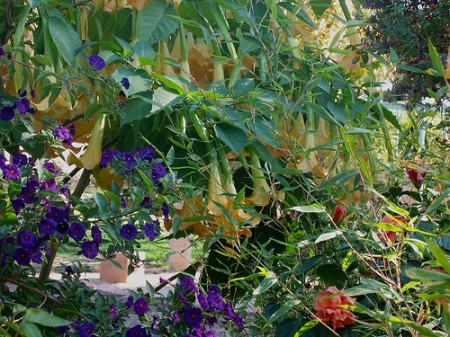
406;166;426;188
332;205;347;224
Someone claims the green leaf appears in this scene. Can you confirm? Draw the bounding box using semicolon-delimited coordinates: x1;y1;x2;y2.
121;92;153;126
426;239;450;274
46;9;82;67
20;322;43;337
136;168;154;194
151;87;183;113
425;188;450;215
136;0;178;45
253;276;278;295
25;309;71;327
275;318;303;337
288;204;325;213
112;68;153;97
406;267;450;283
214;123;248;154
379;103;402;131
315;230;343;244
278;2;316;28
316;263;347;287
266;299;301;324
310;0;332;17
389;48;398;64
428;39;445;77
317;170;359;190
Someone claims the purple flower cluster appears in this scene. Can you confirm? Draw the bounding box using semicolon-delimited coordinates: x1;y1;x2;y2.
89;54;106;71
55;124;75;146
0;91;35;122
144;220;160;241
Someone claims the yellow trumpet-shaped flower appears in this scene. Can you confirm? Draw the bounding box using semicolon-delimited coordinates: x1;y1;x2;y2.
78;114;106;170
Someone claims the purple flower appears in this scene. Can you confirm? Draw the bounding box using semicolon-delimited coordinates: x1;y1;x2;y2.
207;293;225;311
122;152;136;166
0;46;5;56
109;303;118;320
38;218;57;235
121;77;130;90
16;97;30;115
11;198;25;213
3;164;21;180
0;154;6;168
197;293;209;310
125;325;148;337
81;241;99;259
183;307;203;327
29;249;42;264
69;222;86;242
46;205;70;224
17;230;38;248
152;162;167;180
233;314;244;330
136;145;155;161
207;284;221;297
55;125;74;145
0;106;15;121
91;225;103;243
99;148;120;168
14;248;31;265
12;153;28;166
133;297;149;316
140;197;152;208
56;221;69;234
126;295;134;309
120;223;138;240
89;54;106;71
78;321;95;337
20;176;39;203
60;186;70;198
144;220;160;241
180;275;198;294
161;202;170;220
41;178;58;192
43;161;57;173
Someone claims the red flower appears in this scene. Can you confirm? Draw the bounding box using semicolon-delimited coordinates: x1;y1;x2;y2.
406;166;426;188
377;215;407;244
331;205;347;224
313;286;357;330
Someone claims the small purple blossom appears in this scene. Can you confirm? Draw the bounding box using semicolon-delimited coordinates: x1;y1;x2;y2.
69;222;86;242
11;198;25;213
122;152;137;166
91;225;103;243
3;164;21;180
125;325;148;337
161;202;170;220
78;321;95;337
126;295;134;309
15;97;31;115
81;241;99;259
121;77;130;90
17;230;38;249
136;145;155;161
55;125;74;145
99;148;120;168
109;303;118;320
152;162;167;180
41;178;58;192
46;205;70;224
197;293;209;310
38;218;57;235
180;275;198;294
56;221;69;234
43;162;58;173
120;223;138;240
0;106;15;121
12;153;28;167
144;220;160;241
0;46;5;56
14;247;30;265
183;307;203;327
133;297;149;316
89;54;106;71
29;249;42;264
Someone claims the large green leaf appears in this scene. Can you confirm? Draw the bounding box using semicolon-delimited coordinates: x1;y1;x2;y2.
46;9;82;67
25;309;71;327
214;123;248;154
111;68;153;97
120;91;154;126
136;0;178;45
310;0;332;17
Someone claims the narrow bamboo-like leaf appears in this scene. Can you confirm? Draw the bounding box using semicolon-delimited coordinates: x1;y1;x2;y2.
136;169;154;194
389;48;399;63
425;239;450;274
288;204;326;213
20;322;43;337
25;309;71;327
266;299;301;324
428;39;445;77
253;276;278;295
318;170;359;190
310;0;332;17
315;230;342;244
425;188;450;215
